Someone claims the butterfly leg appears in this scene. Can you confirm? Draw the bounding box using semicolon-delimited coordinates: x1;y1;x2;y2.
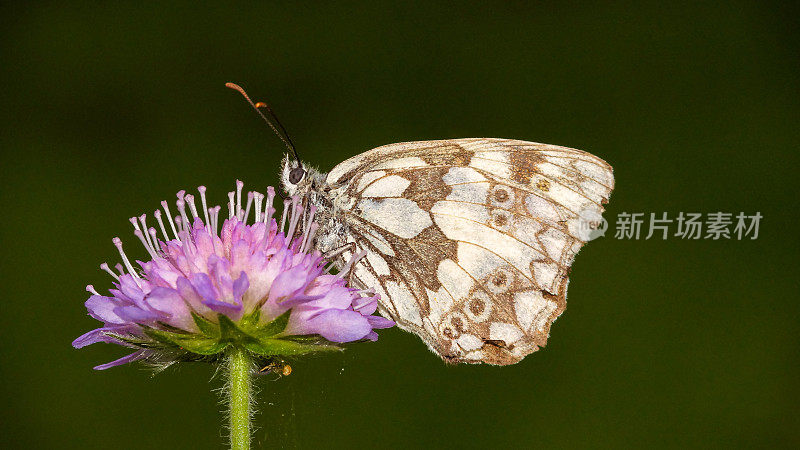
321;242;356;260
321;242;367;286
321;242;356;276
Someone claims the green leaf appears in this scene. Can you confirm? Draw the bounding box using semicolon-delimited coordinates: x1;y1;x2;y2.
192;313;219;337
244;338;341;356
253;309;292;338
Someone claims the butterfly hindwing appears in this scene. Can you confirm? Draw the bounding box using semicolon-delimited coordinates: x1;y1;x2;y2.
322;138;614;365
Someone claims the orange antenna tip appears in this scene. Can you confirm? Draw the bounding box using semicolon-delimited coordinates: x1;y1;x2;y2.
226;81;301;161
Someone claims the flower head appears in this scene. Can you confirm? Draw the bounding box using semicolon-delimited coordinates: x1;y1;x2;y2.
73;181;394;370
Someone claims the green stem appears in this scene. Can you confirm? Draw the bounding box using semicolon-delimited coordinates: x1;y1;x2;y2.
227;347;252;450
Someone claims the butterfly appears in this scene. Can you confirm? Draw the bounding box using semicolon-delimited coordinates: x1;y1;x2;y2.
227;84;614;365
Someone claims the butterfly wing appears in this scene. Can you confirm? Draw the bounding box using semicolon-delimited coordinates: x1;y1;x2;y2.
325;138;614;365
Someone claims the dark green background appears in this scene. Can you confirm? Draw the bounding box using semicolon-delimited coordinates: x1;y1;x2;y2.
1;2;798;448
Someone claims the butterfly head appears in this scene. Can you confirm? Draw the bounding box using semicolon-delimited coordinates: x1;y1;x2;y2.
280;154;321;197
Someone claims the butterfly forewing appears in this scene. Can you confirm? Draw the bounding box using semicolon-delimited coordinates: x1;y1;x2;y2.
322;138;613;365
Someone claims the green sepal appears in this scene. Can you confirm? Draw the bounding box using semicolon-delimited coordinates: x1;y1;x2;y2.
281;334;329;344
192;312;219;337
143;327;229;355
174;338;229;355
243;338;341;356
107;333;165;349
218;314;257;342
237;309;261;330
130;311;344;359
156;321;193;334
252;309;292;338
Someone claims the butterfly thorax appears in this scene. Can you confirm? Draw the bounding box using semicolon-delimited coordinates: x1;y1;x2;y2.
280;156;351;257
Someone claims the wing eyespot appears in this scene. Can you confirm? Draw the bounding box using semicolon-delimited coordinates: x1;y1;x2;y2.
464;290;492;323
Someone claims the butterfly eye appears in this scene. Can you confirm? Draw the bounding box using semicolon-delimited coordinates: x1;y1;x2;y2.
288;167;306;184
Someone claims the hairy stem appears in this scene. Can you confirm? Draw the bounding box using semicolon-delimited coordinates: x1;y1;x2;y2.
227;347;252;450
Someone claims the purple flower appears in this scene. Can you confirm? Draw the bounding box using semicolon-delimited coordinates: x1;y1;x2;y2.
73;181;394;370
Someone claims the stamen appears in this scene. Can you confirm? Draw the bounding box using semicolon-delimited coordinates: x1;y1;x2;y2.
286;197;303;240
148;227;160;253
198;186;211;228
134;229;158;259
208;208;216;236
303;205;318;236
86;285;101;296
128;216;156;258
175;216;184;236
112;237;142;285
243;191;254;224
176;199;191;238
161;200;179;240
280;197;291;232
210;206;221;236
264;186;276;224
339;250;367;278
227;191;235;220
235;180;244;219
253;191;264;222
299;222;318;254
185;194;200;221
115;263;124;276
100;263;120;281
153;210;169;242
129;216;141;234
138;215;155;252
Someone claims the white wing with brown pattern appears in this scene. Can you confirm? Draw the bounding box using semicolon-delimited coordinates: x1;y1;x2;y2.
314;138;613;365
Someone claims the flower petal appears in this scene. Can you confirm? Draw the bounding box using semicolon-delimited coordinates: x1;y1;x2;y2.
118;274;147;305
145;287;197;331
305;309;372;343
202;298;242;315
366;315;395;329
190;273;219;302
352;295;378;315
176;276;209;313
72;328;115;348
85;295;128;325
307;285;354;310
232;271;249;302
114;305;161;324
93;350;147;370
364;331;379;342
268;265;311;303
278;294;323;308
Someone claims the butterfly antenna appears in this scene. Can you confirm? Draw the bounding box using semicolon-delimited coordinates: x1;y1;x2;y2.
225;82;301;162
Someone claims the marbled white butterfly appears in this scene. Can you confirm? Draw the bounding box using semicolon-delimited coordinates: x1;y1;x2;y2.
228;84;614;365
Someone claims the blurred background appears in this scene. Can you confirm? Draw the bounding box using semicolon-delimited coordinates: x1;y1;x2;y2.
1;2;798;448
